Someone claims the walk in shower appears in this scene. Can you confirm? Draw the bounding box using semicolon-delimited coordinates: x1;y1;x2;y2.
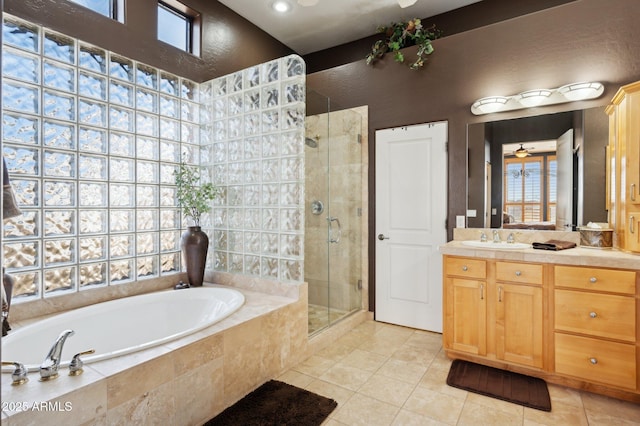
305;89;365;335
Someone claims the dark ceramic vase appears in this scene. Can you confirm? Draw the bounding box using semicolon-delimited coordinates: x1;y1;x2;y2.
180;226;209;287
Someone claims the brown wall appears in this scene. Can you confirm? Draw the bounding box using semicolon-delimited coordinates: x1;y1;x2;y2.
305;0;640;310
3;0;293;82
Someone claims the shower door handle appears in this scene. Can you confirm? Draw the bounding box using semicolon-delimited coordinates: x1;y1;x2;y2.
328;216;342;243
377;234;389;240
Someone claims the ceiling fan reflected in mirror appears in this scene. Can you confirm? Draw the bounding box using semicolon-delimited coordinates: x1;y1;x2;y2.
514;144;531;158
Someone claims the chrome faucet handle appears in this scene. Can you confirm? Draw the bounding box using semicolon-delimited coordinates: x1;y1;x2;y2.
507;233;515;243
40;329;75;381
492;230;501;243
69;349;95;376
2;361;28;385
480;232;487;242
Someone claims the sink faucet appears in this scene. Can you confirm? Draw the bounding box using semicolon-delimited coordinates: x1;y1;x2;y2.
507;232;515;244
40;329;74;381
492;230;501;243
480;232;487;242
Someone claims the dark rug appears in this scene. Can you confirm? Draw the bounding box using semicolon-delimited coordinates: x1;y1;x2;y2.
204;380;337;426
446;360;551;412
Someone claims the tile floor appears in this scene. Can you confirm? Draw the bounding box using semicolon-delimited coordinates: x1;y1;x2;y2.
308;304;349;335
279;320;640;425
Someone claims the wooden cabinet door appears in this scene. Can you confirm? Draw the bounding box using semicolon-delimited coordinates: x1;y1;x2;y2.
444;277;487;355
626;211;640;252
495;283;543;368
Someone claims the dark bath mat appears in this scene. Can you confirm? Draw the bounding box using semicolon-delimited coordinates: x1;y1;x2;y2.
204;380;337;426
446;359;551;412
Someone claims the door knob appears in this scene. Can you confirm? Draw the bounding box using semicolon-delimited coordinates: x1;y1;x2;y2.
378;233;389;240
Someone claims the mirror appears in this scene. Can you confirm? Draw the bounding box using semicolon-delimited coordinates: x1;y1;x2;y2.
467;107;608;230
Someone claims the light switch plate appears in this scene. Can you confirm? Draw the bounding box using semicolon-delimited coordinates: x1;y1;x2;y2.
456;215;465;228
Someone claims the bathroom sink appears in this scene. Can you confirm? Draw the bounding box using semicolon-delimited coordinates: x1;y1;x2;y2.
461;240;530;250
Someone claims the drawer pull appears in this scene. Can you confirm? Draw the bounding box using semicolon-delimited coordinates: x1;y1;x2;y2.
589;311;597;318
462;265;468;272
589;357;598;365
515;271;522;277
589;277;597;283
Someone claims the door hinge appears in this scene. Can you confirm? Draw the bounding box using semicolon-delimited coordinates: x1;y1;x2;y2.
357;207;362;217
357;134;362;144
357;279;363;290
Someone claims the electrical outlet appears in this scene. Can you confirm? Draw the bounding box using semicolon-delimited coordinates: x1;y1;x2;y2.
456;215;465;228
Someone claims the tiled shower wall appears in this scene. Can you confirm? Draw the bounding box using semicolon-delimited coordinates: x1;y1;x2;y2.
202;57;306;283
1;13;306;303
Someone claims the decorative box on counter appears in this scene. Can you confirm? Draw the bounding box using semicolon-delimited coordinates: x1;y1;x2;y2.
578;223;613;249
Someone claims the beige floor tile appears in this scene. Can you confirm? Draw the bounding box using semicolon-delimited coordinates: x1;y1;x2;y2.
316;341;358;362
391;344;439;365
358;373;417;407
320;362;374;391
305;379;355;407
277;369;315;389
418;366;469;399
584;409;640;426
523;401;588;426
403;385;466;424
332;393;400;426
377;358;429;385
580;391;640;422
392;409;450;426
293;354;336;377
464;392;525;418
458;401;524;426
340;348;389;372
546;383;583;408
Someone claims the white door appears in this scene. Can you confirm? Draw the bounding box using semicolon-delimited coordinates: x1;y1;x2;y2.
375;121;448;332
556;129;574;230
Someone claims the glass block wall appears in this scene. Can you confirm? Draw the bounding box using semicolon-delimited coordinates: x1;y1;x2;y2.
202;56;306;282
1;14;200;300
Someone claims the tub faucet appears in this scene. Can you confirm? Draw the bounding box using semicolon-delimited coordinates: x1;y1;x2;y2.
493;230;501;243
40;329;74;381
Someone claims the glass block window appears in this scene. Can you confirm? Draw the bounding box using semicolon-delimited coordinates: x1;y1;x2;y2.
67;0;125;23
2;14;195;300
158;0;201;56
204;55;306;282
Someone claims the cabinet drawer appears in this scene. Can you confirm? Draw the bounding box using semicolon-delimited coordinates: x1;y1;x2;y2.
496;262;542;285
445;257;486;279
555;290;636;342
555;333;636;390
555;265;636;295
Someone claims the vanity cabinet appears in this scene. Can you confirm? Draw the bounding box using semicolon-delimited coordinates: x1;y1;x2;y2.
443;257;487;355
442;244;640;402
607;80;640;252
554;265;637;390
443;257;544;369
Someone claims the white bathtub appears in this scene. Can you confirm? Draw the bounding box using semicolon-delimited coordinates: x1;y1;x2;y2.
2;286;244;372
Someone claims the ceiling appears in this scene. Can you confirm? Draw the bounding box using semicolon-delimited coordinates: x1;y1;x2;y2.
217;0;483;55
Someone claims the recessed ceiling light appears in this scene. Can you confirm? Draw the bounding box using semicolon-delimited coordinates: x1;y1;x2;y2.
272;1;291;13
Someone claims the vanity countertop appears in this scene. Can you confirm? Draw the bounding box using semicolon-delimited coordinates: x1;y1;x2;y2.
440;240;640;270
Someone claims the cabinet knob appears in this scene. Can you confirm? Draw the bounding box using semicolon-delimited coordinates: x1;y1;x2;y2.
589;357;598;365
589;311;597;318
462;265;468;271
589;277;597;283
515;271;522;277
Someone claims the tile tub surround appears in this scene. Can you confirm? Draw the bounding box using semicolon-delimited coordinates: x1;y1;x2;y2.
1;280;309;425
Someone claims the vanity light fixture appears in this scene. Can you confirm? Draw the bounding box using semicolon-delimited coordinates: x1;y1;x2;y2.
398;0;418;8
272;0;291;13
517;89;552;107
472;96;509;114
558;81;604;101
471;81;604;115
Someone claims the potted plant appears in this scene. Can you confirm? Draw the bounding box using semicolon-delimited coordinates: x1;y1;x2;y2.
365;18;442;70
174;161;220;287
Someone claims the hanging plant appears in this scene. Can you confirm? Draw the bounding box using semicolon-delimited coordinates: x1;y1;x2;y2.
365;18;442;70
